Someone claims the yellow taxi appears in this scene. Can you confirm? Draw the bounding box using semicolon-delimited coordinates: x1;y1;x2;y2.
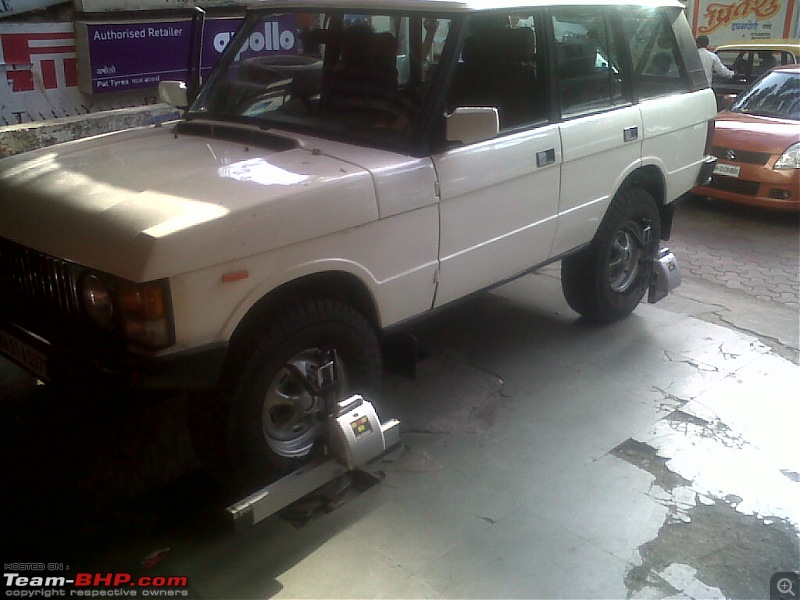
712;39;800;98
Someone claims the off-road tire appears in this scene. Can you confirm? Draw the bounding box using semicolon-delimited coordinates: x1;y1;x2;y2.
191;298;381;489
561;187;660;323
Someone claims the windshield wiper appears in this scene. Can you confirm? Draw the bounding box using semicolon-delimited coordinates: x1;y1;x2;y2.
738;109;786;119
175;120;299;151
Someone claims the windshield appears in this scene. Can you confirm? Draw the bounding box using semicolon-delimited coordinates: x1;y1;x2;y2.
730;70;800;120
190;10;455;151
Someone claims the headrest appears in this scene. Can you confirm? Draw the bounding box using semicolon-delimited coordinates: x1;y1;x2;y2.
556;39;597;75
341;25;397;66
463;27;535;65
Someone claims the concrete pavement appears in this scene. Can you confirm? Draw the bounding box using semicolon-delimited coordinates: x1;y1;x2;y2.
2;270;798;599
668;196;798;310
661;195;799;363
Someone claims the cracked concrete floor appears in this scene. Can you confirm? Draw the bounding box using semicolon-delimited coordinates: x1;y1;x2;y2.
662;197;799;364
1;272;798;599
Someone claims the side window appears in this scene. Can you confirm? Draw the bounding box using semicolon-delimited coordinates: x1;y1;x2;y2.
446;12;548;131
717;49;751;75
551;7;625;117
717;50;791;78
752;50;780;76
622;8;691;99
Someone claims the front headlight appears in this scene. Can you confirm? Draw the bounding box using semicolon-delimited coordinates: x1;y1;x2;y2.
80;273;175;350
81;274;115;330
775;142;800;170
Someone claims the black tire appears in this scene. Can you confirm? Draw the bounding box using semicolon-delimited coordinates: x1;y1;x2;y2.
561;187;661;323
197;298;381;488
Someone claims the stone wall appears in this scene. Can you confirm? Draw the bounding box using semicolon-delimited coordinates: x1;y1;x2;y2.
0;103;180;158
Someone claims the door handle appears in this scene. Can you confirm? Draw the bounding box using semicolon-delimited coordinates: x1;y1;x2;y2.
623;126;639;142
536;148;556;167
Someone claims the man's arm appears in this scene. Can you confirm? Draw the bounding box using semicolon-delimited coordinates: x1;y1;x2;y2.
711;53;735;79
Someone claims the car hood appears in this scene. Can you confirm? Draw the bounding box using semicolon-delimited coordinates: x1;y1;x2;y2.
714;111;800;154
0;122;378;281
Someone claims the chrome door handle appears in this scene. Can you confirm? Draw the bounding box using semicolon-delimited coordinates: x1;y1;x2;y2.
623;126;639;142
536;148;556;167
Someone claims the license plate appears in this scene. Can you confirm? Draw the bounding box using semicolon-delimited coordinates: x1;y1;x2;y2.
714;163;740;178
0;329;49;380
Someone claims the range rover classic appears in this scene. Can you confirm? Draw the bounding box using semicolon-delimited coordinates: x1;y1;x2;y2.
0;0;717;484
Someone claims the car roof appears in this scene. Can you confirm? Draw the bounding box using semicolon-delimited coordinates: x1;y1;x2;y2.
714;39;800;55
245;0;685;12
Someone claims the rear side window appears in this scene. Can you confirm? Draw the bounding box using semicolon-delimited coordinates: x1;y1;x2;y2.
550;7;627;117
622;7;694;99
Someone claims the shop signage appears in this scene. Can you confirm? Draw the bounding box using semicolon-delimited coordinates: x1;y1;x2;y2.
689;0;797;44
75;15;297;95
0;21;158;124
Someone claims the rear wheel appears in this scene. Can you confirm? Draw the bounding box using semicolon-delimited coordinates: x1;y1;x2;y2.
561;187;660;323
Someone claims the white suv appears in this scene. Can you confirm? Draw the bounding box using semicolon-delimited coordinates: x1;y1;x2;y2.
0;0;716;484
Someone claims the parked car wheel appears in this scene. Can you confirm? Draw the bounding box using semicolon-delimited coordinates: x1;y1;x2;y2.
561;187;660;323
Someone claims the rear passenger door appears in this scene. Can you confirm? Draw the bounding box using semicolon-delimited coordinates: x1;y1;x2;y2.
550;6;643;257
623;6;713;201
432;11;561;307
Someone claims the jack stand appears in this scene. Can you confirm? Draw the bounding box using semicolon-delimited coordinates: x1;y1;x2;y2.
226;395;399;532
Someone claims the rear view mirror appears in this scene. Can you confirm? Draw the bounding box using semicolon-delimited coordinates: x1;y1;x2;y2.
159;81;189;109
446;107;500;145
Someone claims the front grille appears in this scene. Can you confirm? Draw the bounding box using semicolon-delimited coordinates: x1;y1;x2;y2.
706;175;761;196
0;237;82;316
713;146;771;166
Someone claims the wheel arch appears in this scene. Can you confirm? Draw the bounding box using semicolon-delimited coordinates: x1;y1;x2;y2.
227;270;381;348
621;164;666;205
618;164;674;239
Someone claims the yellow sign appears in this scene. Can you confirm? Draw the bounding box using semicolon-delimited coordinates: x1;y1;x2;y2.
689;0;797;43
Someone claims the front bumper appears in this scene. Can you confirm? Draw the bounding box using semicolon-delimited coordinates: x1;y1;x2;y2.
0;321;227;390
693;167;800;212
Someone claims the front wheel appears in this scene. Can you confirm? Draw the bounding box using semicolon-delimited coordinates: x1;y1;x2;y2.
561;187;661;323
205;298;381;487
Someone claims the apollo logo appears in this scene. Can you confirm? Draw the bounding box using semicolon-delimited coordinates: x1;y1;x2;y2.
213;21;296;61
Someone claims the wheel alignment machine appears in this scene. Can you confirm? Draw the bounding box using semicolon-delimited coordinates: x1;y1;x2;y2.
225;350;400;531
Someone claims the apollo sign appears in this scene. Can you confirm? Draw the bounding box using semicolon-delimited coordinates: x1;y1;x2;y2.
74;15;298;94
213;20;297;61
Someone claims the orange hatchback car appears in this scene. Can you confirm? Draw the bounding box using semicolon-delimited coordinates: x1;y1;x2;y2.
693;64;799;211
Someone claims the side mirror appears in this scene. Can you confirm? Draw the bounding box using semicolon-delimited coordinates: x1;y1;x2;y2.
446;107;500;145
159;81;189;109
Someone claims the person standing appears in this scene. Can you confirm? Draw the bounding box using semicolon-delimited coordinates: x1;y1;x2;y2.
696;35;734;85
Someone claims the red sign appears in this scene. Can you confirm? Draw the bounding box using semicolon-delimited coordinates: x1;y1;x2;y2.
1;30;77;91
0;22;160;124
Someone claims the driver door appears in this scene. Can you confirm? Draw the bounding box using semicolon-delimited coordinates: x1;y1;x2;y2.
432;11;561;306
